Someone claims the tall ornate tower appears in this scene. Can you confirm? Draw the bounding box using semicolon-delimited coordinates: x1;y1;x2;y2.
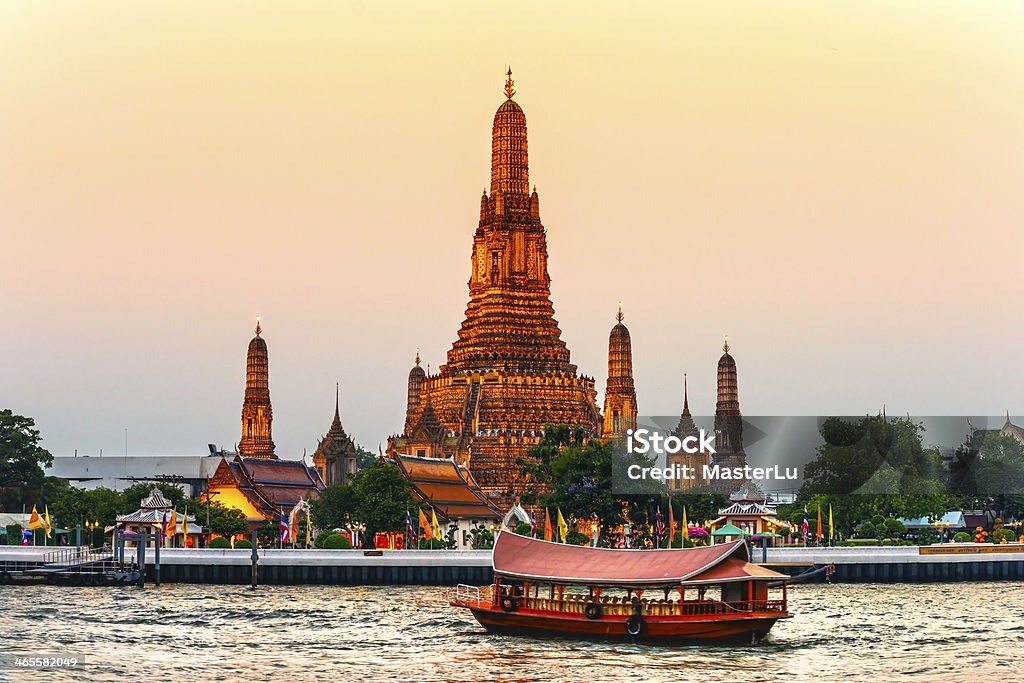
312;383;359;486
239;319;276;459
669;373;709;490
714;336;745;467
389;70;601;501
603;303;638;438
405;349;426;432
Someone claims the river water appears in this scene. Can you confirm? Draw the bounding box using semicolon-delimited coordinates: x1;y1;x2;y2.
1;582;1021;682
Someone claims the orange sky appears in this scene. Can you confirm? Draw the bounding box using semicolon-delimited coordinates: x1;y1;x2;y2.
2;2;1022;457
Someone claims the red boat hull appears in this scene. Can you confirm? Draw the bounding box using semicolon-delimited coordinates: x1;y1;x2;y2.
463;605;787;643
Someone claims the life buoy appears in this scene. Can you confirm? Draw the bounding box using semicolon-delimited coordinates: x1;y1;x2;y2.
584;602;603;620
499;596;517;613
625;614;646;637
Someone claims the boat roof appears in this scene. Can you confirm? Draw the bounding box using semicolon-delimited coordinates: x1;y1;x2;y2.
491;532;787;588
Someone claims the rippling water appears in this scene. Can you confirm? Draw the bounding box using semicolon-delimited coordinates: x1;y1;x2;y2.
1;582;1022;682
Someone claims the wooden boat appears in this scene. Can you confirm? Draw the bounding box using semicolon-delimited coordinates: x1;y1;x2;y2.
451;531;792;643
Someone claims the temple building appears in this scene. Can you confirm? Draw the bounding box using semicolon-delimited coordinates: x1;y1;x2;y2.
602;304;637;439
392;453;501;549
239;319;275;458
709;482;785;541
388;70;601;503
714;337;747;469
311;384;359;486
204;321;326;520
667;374;710;491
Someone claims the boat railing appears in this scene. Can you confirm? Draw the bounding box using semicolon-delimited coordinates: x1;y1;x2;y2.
454;583;492;607
513;595;787;617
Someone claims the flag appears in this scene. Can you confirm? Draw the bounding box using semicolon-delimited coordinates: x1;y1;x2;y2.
828;504;834;543
544;508;553;542
431;508;442;541
44;506;52;539
668;504;676;548
306;507;312;545
801;507;810;541
279;508;289;544
21;528;31;545
530;511;537;538
27;506;43;530
655;505;665;545
182;507;190;538
167;507;178;538
230;535;235;549
288;506;299;544
404;509;415;539
160;509;169;543
682;507;689;541
556;508;568;543
816;505;823;540
419;508;433;540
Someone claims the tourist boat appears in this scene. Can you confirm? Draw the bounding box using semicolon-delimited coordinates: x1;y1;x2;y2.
451;531;792;643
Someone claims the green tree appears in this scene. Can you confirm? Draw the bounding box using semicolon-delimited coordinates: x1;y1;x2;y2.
309;483;356;531
349;461;415;545
0;410;53;510
119;482;188;514
189;499;247;538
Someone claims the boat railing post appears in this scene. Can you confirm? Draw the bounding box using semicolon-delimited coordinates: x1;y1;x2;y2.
136;531;146;588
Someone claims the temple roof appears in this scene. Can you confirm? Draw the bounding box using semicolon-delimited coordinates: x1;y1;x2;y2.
210;455;324;516
139;486;171;511
392;453;499;520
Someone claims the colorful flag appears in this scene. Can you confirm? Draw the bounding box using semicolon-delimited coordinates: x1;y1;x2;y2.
160;509;169;543
230;535;235;549
816;505;823;540
430;508;442;541
544;508;553;542
21;528;31;545
556;508;568;543
682;507;689;541
668;504;676;548
406;510;417;541
801;507;810;541
655;505;665;545
27;506;43;530
419;508;433;540
279;508;289;544
306;508;312;545
43;506;52;539
530;511;537;538
182;507;190;538
828;504;834;543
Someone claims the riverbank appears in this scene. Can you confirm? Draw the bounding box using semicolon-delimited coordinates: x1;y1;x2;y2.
4;544;1023;585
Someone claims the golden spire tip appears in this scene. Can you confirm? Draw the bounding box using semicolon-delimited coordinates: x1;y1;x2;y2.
723;334;729;353
616;301;624;324
255;315;262;336
504;67;516;99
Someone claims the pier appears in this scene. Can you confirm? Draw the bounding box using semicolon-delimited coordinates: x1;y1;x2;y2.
3;544;1023;586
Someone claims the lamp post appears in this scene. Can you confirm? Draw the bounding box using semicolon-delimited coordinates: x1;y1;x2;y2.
246;517;263;589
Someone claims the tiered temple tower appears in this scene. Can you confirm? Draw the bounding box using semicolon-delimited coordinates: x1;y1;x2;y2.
390;70;602;501
405;349;426;433
714;336;746;472
603;303;637;438
239;319;276;459
668;373;709;490
312;383;359;486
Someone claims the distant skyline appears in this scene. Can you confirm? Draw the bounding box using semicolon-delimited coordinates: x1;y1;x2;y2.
2;2;1022;458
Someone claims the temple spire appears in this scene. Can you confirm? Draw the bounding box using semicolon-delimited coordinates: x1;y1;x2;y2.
504;67;515;99
683;373;690;416
415;348;421;367
335;381;340;421
616;301;624;324
255;315;262;336
723;334;729;354
239;320;275;459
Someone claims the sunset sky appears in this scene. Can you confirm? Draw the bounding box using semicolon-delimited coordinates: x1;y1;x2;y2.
2;2;1022;458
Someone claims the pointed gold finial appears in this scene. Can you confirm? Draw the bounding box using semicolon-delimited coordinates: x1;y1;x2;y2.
723;334;729;353
415;348;421;367
504;67;516;99
255;315;262;336
616;301;624;324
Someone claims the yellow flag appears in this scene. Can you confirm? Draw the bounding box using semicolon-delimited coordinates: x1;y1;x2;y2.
306;508;312;544
230;535;235;549
682;507;689;540
27;505;43;530
182;507;189;537
44;506;53;539
431;508;442;541
828;504;834;543
557;508;568;543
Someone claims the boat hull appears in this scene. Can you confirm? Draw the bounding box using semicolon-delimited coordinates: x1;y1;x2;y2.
464;605;786;644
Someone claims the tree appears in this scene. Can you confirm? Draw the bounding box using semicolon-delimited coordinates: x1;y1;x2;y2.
309;483;355;531
189;499;247;538
348;461;415;545
355;446;377;471
0;410;54;510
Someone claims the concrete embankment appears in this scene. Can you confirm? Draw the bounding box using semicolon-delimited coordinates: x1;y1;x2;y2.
2;545;1022;585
